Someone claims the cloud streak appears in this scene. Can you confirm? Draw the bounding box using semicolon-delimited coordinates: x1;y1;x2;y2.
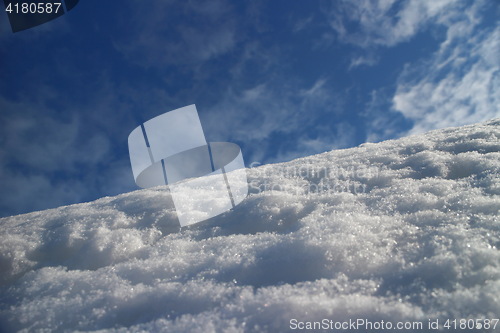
392;1;499;135
323;0;459;48
352;0;498;141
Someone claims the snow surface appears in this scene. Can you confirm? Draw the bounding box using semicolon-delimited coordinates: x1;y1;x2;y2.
1;119;499;332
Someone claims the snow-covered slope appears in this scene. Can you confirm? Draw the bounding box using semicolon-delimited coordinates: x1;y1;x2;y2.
1;119;499;332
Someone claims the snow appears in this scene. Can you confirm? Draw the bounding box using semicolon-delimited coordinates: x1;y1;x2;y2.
1;119;499;332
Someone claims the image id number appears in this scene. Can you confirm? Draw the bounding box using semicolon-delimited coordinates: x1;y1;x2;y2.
5;2;62;14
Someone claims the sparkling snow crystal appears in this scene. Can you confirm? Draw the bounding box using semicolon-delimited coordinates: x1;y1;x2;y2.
1;119;499;332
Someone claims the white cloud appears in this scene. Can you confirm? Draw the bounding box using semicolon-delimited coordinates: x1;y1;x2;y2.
323;0;459;48
349;54;379;69
201;75;347;164
108;0;352;165
392;3;499;135
292;14;314;33
358;0;498;140
300;78;328;97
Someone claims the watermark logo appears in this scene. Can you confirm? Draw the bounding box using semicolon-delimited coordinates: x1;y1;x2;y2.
3;0;80;32
247;162;383;197
128;105;248;227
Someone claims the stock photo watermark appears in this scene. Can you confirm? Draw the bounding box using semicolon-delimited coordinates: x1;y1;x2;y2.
248;162;384;197
128;105;248;227
289;317;499;331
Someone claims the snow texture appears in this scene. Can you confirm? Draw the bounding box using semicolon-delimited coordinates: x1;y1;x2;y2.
1;119;499;332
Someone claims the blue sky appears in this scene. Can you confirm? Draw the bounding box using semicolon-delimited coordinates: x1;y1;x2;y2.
0;0;498;217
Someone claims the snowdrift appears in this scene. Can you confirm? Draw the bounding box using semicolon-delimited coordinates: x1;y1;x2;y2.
1;119;499;332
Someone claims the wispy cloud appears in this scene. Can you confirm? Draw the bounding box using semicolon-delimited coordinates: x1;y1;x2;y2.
363;89;410;143
322;0;459;48
355;0;498;140
392;1;499;135
108;0;354;165
291;14;314;33
348;54;379;69
202;73;348;165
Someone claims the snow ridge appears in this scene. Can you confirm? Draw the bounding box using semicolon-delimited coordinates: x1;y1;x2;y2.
1;119;499;332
